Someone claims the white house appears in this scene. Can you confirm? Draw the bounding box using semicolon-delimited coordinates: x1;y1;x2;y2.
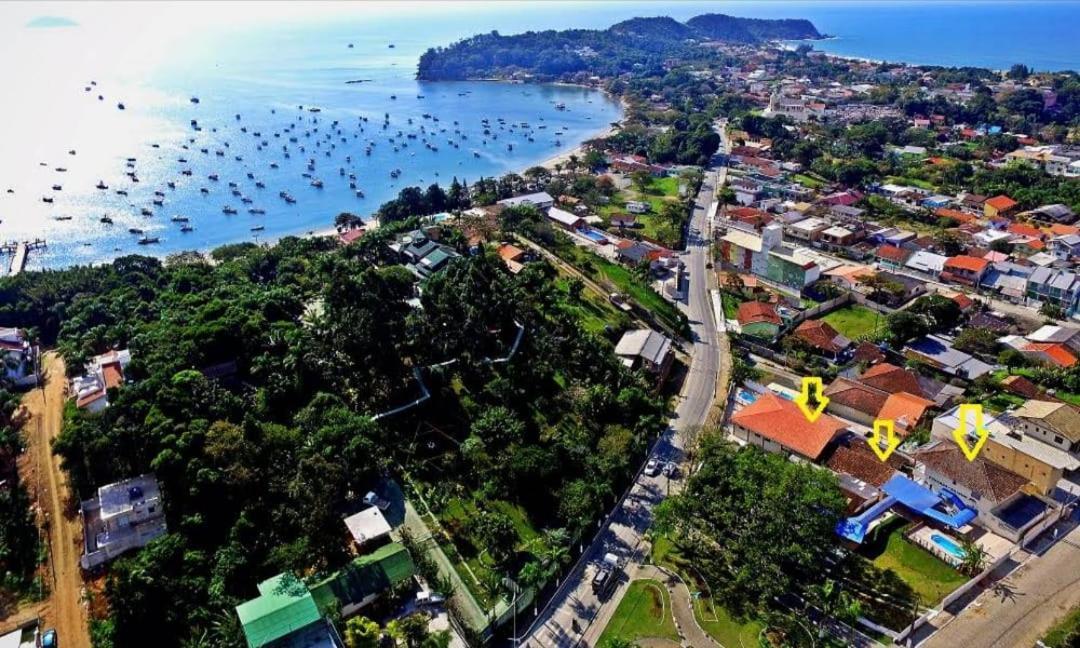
72;349;132;413
81;474;167;569
0;327;37;388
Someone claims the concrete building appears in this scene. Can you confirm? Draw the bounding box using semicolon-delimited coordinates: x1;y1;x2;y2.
80;474;167;569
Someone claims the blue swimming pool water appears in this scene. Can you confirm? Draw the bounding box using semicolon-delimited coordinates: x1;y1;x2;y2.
930;533;966;560
582;229;608;243
737;389;757;404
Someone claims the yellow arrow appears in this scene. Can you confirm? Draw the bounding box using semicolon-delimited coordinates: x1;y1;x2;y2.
952;403;989;462
795;377;829;423
868;419;900;462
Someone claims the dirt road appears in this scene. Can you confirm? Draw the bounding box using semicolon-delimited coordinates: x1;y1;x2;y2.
15;353;91;647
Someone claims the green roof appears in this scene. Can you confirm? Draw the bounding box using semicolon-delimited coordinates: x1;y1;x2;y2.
236;573;322;648
310;542;415;614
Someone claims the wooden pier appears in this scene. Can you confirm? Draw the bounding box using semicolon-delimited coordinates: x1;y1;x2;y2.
2;239;46;276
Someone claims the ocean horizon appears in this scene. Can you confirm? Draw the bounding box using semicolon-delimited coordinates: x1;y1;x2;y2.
1;1;1077;271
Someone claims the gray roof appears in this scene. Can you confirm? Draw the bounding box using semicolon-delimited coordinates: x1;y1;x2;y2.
498;192;554;208
615;329;672;366
906;335;993;379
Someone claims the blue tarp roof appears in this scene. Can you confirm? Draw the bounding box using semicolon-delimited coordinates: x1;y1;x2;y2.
836;475;977;543
882;475;976;529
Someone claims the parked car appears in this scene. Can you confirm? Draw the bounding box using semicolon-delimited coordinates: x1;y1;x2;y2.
363;491;390;511
644;458;661;477
42;630;58;648
662;462;679;478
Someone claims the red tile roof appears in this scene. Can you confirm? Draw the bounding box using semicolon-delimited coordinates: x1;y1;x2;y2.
852;342;886;366
985;195;1018;211
793;319;850;354
736;301;781;327
914;442;1029;503
1008;223;1044;239
878;392;934;430
944;255;990;273
859;363;923;396
951;293;975;311
875;245;910;264
934;208;977;224
732;394;847;460
824;378;889;417
826;441;905;487
1025;342;1078;368
101;362;124;390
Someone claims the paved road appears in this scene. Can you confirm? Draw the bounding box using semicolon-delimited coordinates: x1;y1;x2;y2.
923;513;1080;648
517;156;725;648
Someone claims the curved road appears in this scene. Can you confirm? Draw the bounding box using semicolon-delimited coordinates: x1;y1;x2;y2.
517;152;726;647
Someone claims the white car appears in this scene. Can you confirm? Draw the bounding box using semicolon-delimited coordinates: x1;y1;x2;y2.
644;458;661;477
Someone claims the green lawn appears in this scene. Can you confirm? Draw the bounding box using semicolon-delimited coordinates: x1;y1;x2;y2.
884;175;937;191
822;305;886;340
794;173;826;189
1042;605;1080;647
596;579;680;646
989;369;1080;406
599;175;684;245
553;240;687;336
436;497;543;608
649;535;764;647
861;517;967;606
721;292;740;320
555;277;628;334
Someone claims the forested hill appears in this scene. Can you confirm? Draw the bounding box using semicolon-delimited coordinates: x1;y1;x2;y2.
416;13;822;81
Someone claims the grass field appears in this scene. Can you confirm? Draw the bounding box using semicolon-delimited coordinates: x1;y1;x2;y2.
1042;605;1080;647
596;579;680;646
793;173;827;189
555;277;629;334
650;535;764;647
861;517;967;606
599;175;684;245
822;305;886;340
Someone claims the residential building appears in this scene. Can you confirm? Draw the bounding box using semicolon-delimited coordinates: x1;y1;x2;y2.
1011;400;1080;455
388;230;460;279
904;334;993;380
731;393;848;462
614;329;674;383
496;243;527;274
0;327;37;387
736;301;782;338
80;474;167;569
343;507;392;549
236;573;343;648
941;255;990;287
787;217;830;242
309;542;416;619
914;441;1046;543
71;349;131;413
497;191;554;211
546;207;586;231
625;200;650;214
905;250;949;277
823;378;889;426
792;319;851;358
720;223;822;288
874;245;911;271
1026;267;1080;315
819;226;861;249
984;194;1019;219
1022;203;1076;225
1049;234;1080;261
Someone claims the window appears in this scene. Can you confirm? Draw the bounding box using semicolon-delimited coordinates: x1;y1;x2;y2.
1055;435;1064;444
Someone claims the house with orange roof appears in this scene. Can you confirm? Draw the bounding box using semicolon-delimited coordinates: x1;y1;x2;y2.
72;349;132;413
874;245;911;271
1007;222;1045;240
736;301;782;339
984;194;1019;219
496;243;527;274
792;319;851;358
877;392;935;433
731;393;848;462
941;255;990;287
934;207;978;225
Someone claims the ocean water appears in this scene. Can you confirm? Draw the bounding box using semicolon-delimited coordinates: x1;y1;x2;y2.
1;1;1077;270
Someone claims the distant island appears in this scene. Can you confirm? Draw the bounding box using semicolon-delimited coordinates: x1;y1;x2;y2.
417;13;823;81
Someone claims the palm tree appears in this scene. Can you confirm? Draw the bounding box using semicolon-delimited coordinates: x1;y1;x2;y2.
960;537;988;576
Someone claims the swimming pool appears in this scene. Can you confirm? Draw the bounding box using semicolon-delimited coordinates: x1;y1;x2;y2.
582;229;609;244
930;533;966;560
736;389;757;404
